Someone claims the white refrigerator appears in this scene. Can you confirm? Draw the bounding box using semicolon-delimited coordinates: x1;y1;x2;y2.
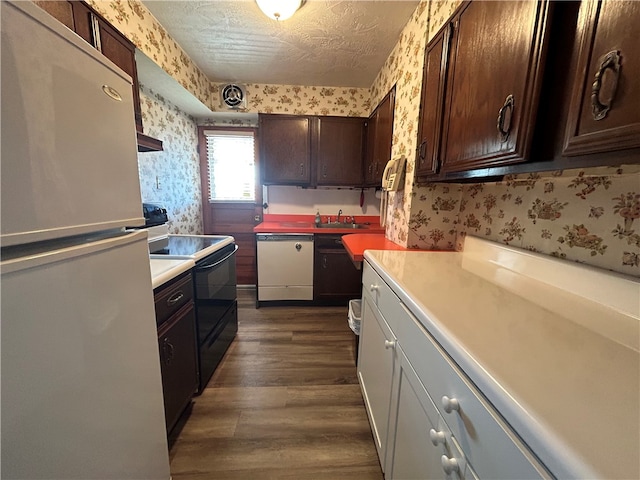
1;2;171;479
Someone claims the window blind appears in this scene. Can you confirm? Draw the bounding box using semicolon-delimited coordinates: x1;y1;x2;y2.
204;130;255;202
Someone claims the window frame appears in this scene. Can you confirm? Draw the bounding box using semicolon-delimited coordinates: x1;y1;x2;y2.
198;126;259;205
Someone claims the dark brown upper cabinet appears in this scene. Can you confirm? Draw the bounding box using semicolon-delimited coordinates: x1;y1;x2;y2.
94;18;144;134
260;114;366;187
260;114;312;186
439;0;551;174
563;0;640;156
365;87;396;186
315;116;365;186
415;26;452;179
33;1;75;29
33;1;162;152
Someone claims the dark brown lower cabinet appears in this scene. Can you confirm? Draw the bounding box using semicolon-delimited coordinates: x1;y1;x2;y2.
313;235;362;304
154;272;197;435
157;301;198;434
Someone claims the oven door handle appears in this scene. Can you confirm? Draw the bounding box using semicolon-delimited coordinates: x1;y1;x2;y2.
195;245;238;271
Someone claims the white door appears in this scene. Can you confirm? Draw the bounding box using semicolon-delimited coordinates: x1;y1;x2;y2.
1;231;170;479
357;294;396;470
386;344;463;480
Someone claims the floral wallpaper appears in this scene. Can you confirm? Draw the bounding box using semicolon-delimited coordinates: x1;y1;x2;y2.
407;165;640;277
86;1;371;117
86;0;212;108
136;85;202;234
210;83;370;117
369;0;431;245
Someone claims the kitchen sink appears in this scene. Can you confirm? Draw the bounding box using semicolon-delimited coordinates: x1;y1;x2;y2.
316;223;368;229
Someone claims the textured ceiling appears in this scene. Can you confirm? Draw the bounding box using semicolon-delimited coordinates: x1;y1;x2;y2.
141;0;420;88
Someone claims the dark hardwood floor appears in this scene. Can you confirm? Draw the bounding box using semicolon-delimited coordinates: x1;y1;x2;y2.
168;288;383;479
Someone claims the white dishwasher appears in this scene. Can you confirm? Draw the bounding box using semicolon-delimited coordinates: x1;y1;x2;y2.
256;233;314;302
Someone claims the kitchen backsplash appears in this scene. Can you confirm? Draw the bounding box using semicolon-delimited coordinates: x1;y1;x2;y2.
265;186;380;217
136;85;203;234
407;166;640;277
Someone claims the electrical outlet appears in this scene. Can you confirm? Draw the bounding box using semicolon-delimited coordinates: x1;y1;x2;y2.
155;175;162;190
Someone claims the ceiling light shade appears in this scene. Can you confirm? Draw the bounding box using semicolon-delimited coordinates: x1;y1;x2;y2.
256;0;302;21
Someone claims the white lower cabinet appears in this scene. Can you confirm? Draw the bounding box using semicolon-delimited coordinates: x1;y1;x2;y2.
386;343;472;480
358;261;549;480
357;294;396;470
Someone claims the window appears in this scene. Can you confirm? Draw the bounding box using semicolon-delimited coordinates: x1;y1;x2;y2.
204;129;256;202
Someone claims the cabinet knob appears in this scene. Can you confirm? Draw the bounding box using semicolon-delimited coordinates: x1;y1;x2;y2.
369;284;379;292
441;455;460;475
441;395;460;413
384;340;395;350
429;428;446;446
295;242;302;251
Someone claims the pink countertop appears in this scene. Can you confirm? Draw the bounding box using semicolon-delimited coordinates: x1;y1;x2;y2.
342;233;408;262
254;214;385;235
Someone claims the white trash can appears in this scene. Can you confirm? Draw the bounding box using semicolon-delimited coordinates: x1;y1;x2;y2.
348;299;362;364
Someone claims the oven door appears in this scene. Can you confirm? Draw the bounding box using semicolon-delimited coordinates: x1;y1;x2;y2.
193;244;238;343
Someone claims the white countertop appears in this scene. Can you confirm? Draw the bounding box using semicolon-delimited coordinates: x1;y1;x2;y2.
364;238;639;480
149;258;194;289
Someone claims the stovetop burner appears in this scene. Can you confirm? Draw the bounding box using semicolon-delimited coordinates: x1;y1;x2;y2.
149;234;235;262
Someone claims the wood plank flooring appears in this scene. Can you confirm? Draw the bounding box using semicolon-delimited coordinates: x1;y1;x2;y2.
168;288;383;479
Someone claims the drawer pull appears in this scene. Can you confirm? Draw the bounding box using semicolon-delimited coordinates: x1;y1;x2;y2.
441;455;460;474
442;395;460;413
163;338;174;366
384;340;396;350
429;428;446;446
369;284;379;292
166;291;185;306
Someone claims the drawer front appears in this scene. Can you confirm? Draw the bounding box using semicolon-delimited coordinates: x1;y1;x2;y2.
154;272;194;327
396;303;548;480
362;261;405;334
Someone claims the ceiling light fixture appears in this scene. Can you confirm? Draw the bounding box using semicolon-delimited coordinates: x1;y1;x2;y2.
256;0;303;21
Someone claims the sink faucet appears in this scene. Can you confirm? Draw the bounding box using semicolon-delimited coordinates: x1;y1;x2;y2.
337;209;342;223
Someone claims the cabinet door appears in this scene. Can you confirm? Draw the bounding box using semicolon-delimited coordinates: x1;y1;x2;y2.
158;303;198;433
33;1;75;29
260;114;311;185
415;25;452;180
563;0;640;155
441;1;551;172
313;236;362;301
95;17;143;133
365;87;396;186
386;345;465;480
70;1;93;44
357;295;396;471
316;117;365;186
